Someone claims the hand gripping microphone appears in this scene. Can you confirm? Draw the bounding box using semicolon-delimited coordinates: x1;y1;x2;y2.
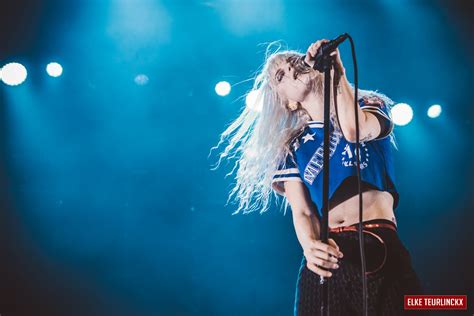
309;33;349;72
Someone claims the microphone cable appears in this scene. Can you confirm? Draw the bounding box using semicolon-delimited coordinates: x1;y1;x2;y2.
333;34;369;316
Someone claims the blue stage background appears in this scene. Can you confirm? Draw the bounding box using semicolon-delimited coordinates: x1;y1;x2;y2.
0;0;472;315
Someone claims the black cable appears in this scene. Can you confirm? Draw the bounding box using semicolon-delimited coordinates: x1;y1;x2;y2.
333;35;368;316
348;34;368;316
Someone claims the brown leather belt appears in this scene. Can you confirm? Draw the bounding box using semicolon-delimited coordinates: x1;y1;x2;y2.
329;222;397;234
329;221;397;275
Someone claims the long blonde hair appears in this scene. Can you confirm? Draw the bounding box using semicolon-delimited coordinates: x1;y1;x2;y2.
209;41;397;216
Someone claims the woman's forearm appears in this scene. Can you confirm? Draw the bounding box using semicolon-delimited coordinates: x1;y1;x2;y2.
292;212;321;250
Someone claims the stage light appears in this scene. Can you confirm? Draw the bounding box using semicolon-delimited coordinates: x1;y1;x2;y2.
245;89;263;112
391;103;413;126
215;81;231;96
1;62;27;86
46;62;63;77
427;104;442;118
134;74;149;86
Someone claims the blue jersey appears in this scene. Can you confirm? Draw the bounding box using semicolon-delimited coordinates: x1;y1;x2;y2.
272;96;399;219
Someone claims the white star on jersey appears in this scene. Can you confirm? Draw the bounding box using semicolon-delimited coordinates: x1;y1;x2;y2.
302;132;315;143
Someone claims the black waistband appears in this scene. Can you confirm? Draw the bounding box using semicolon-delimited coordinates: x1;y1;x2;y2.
362;218;396;225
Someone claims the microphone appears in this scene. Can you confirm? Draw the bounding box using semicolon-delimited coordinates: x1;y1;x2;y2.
304;33;349;72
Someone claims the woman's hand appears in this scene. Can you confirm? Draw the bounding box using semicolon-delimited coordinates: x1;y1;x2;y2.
304;39;346;79
304;238;343;278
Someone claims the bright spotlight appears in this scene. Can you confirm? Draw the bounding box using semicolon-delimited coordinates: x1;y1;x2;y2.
427;104;442;118
46;62;63;77
134;74;149;86
1;62;28;86
246;89;263;112
215;81;231;96
391;103;413;126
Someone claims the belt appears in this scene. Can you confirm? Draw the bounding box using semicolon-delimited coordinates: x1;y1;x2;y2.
328;221;397;275
329;222;397;234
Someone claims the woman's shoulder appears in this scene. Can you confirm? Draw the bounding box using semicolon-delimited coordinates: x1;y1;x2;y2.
287;125;309;151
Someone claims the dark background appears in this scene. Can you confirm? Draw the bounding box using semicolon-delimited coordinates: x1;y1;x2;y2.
1;0;473;315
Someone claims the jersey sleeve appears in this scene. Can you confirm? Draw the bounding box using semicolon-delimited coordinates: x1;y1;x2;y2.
359;95;394;140
271;151;303;196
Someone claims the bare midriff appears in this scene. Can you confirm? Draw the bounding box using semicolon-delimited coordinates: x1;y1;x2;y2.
327;190;396;229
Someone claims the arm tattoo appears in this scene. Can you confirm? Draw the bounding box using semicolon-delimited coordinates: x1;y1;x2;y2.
359;132;373;142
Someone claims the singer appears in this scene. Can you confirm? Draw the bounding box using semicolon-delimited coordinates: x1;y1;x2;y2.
212;39;425;315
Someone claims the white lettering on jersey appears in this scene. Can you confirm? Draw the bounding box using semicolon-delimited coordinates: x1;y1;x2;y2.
341;142;369;169
303;129;343;184
342;144;353;159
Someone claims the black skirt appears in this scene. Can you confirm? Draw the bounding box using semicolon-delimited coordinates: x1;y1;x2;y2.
294;219;429;316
